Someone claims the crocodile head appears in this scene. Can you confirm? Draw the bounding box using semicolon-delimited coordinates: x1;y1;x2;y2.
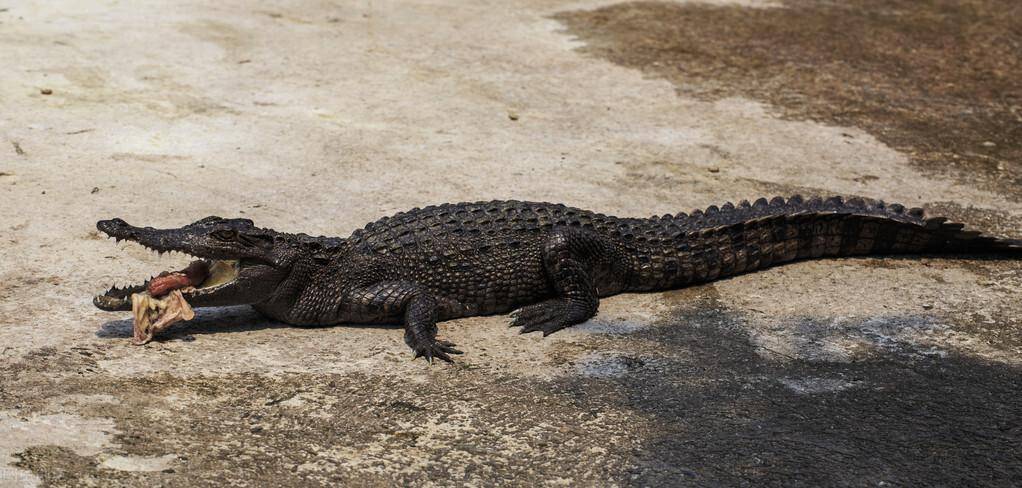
93;216;300;317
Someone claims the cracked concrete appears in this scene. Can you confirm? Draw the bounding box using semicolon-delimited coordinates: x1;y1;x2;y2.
1;0;1019;485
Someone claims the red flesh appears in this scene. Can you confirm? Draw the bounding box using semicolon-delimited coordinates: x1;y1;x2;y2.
147;261;209;297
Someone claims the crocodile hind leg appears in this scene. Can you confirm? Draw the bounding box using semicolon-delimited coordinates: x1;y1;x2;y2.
510;229;605;336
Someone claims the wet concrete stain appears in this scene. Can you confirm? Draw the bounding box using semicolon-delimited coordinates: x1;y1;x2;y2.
597;291;1022;486
555;0;1022;201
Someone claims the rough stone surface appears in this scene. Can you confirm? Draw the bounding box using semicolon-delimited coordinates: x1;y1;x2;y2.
1;0;1019;486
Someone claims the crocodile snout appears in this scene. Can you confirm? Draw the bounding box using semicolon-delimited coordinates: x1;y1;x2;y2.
97;218;137;239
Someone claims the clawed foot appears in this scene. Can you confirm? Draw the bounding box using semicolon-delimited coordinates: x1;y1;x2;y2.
509;300;575;336
412;339;463;363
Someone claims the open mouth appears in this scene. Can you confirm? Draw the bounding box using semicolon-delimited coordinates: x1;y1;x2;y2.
94;258;242;344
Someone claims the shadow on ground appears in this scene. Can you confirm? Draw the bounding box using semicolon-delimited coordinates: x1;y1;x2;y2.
576;291;1022;485
95;306;287;340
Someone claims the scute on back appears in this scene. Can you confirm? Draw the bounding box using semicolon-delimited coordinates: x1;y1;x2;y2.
346;201;638;253
343;197;939;255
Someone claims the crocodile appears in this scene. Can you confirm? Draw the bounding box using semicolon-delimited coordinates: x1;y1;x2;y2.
94;197;1022;362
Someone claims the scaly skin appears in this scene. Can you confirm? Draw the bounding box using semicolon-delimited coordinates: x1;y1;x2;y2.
95;197;1022;362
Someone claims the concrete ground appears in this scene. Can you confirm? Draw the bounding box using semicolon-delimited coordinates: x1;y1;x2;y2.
1;0;1019;486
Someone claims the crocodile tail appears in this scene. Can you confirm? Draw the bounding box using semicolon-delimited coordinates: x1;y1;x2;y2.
690;195;1022;256
843;206;1022;256
637;195;1021;289
921;217;1022;253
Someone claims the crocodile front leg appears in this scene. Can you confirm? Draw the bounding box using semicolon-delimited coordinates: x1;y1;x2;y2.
403;292;463;363
347;282;463;363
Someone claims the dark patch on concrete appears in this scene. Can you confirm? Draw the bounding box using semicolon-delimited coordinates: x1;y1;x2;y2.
555;0;1022;200
0;361;647;485
596;290;1022;486
14;446;98;486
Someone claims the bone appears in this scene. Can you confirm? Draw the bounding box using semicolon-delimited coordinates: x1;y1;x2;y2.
131;290;195;345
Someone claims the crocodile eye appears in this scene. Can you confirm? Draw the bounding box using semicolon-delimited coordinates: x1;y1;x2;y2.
212;229;238;242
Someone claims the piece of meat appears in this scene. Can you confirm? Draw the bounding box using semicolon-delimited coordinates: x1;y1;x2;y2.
147;261;209;297
148;273;191;297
